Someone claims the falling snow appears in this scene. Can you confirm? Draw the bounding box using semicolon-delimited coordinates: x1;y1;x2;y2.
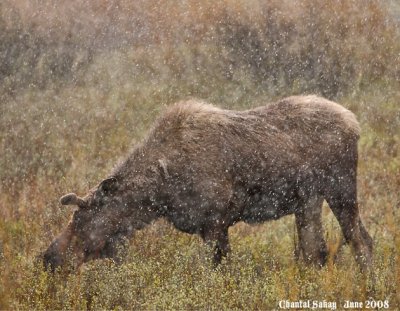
0;1;399;310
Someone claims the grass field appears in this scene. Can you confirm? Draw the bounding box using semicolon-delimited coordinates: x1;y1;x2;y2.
0;1;399;310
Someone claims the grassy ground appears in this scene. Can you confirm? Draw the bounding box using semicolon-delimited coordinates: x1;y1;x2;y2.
0;1;399;310
0;84;399;310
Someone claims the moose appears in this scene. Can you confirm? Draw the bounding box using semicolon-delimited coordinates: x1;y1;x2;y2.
43;95;373;272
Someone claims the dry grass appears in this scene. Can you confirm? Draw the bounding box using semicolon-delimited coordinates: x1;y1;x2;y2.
0;1;399;310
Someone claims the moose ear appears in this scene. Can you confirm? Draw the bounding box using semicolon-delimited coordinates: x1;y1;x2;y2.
60;193;87;208
158;159;170;179
99;177;118;194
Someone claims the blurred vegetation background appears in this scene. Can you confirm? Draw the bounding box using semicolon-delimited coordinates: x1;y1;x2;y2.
0;0;399;309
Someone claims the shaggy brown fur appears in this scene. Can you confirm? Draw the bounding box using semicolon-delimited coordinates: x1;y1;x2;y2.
43;95;373;272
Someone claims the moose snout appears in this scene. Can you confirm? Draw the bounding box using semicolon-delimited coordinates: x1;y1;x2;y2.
42;248;64;272
41;224;75;272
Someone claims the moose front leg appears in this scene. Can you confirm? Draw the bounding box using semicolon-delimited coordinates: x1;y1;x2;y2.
201;225;231;265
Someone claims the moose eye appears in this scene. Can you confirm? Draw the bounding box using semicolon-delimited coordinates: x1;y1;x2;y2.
99;177;118;195
72;211;85;228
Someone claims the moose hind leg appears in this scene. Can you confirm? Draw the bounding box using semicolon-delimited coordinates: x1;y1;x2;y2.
325;177;373;271
295;196;328;267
